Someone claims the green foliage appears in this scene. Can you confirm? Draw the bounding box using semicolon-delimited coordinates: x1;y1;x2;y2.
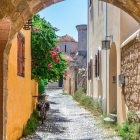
31;15;67;82
99;109;140;140
116;109;140;140
73;88;102;116
117;121;140;140
38;80;45;95
22;110;40;137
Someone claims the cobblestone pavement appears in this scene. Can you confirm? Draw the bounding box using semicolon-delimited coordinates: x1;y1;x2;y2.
21;89;121;140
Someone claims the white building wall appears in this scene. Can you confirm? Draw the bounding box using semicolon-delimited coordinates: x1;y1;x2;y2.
87;0;139;123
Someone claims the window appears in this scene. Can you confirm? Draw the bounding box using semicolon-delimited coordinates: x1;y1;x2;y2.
97;50;101;77
88;59;93;80
17;32;25;77
89;0;93;8
95;54;98;77
95;50;101;78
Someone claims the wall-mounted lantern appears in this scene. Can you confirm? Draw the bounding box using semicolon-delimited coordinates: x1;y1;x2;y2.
112;75;117;83
102;35;113;50
136;31;140;41
23;19;32;30
102;40;111;50
119;74;125;85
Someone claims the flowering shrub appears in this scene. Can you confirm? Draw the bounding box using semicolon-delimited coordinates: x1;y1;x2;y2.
31;15;67;84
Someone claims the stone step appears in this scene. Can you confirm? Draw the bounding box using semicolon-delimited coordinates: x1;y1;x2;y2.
109;113;117;122
103;117;116;123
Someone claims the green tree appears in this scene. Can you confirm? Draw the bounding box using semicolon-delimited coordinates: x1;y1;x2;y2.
31;15;67;87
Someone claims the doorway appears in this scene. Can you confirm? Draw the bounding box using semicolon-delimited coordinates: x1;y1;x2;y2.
109;43;117;113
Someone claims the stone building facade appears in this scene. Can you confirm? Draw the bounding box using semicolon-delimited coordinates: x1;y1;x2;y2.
58;30;87;92
58;35;78;94
76;25;87;68
87;0;140;124
59;34;78;57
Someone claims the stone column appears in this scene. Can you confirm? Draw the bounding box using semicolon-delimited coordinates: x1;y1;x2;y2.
0;18;11;140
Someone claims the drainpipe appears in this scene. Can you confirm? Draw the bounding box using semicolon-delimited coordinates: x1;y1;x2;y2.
102;2;108;114
105;2;108;115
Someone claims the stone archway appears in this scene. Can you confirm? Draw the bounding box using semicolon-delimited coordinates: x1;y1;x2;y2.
100;0;140;23
0;18;11;140
0;0;140;139
109;43;117;114
0;0;140;38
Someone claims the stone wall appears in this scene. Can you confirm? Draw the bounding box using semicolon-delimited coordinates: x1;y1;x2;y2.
59;41;78;55
121;38;140;121
63;62;76;95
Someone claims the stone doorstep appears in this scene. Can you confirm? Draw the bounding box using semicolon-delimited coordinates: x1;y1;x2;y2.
110;113;117;118
109;113;117;122
103;117;116;123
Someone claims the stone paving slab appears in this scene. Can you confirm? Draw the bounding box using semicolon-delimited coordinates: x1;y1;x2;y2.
21;89;121;140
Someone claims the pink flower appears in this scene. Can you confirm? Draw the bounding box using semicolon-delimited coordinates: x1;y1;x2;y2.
54;57;60;63
33;27;39;32
54;46;60;52
48;63;52;68
50;51;57;57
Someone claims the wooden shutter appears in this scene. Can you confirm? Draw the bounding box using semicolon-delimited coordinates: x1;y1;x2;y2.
90;59;93;79
88;62;91;80
95;55;98;77
17;32;25;77
97;50;100;77
88;59;93;80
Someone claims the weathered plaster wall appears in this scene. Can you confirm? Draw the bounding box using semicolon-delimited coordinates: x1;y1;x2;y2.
120;11;139;44
87;0;104;100
87;0;139;124
6;29;37;140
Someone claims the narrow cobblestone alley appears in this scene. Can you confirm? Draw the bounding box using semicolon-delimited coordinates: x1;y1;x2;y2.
22;89;121;140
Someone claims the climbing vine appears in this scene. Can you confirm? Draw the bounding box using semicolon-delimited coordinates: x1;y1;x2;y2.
31;15;67;84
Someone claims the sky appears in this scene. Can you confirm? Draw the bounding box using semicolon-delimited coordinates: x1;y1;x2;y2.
39;0;88;41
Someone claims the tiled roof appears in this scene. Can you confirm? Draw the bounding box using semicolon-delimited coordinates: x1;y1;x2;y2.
59;34;77;42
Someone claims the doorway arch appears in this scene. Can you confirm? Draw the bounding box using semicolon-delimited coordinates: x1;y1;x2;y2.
0;0;140;139
109;43;117;114
100;0;140;23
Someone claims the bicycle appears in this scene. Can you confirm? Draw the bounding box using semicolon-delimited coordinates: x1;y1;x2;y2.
33;95;50;124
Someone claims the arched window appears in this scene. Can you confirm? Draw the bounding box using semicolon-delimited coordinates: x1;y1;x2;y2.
17;32;25;77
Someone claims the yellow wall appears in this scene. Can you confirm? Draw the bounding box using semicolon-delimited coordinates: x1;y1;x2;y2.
31;80;38;110
6;29;38;140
